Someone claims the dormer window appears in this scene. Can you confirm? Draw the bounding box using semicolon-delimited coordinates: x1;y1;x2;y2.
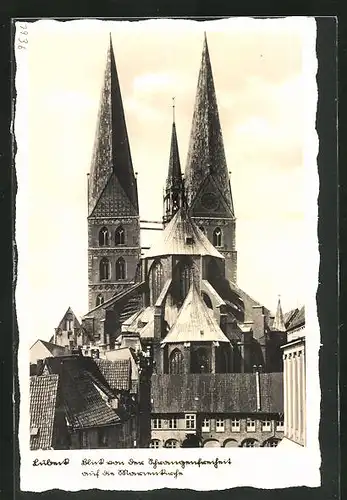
185;236;194;245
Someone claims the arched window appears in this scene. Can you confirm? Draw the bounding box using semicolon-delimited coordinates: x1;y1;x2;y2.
203;439;220;448
99;258;110;281
202;292;213;309
169;348;183;374
149;439;160;449
223;439;238;448
115;226;125;245
116;257;126;280
262;438;280;448
165;439;179;448
99;227;109;246
96;294;104;307
213;227;222;247
178;259;193;302
191;347;210;374
150;260;164;305
241;438;259;448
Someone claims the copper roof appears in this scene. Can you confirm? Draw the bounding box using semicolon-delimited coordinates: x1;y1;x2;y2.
143;207;224;259
162;284;230;344
88;36;138;216
151;372;283;413
184;34;234;215
166;121;183;192
30;374;59;450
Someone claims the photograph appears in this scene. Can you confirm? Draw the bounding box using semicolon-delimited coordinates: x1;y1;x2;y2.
15;16;320;490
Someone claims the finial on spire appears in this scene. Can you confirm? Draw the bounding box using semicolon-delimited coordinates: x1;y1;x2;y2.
172;96;176;123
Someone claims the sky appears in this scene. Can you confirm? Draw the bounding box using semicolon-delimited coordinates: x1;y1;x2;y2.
15;17;318;347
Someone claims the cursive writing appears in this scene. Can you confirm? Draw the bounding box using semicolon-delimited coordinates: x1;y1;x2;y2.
17;23;28;50
33;458;70;466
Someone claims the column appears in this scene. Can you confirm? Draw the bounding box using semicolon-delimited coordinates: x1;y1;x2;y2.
293;352;298;442
297;350;302;444
283;353;288;436
288;353;293;440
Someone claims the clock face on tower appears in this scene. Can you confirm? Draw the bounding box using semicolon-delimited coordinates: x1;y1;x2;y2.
201;192;220;211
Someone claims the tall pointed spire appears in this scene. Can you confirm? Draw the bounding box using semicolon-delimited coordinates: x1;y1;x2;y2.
184;33;234;214
163;99;184;224
273;296;286;332
88;35;138;216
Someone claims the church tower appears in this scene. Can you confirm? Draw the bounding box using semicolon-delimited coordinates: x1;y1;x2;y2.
87;36;140;311
185;34;237;283
163;101;184;225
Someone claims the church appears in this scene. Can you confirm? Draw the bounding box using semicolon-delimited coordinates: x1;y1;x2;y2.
45;32;304;448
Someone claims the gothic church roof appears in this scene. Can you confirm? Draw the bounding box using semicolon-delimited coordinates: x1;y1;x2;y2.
166;121;183;192
184;33;234;214
88;35;138;216
143;207;224;259
162;283;230;344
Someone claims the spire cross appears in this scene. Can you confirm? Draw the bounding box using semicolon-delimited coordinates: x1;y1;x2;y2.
172;96;175;123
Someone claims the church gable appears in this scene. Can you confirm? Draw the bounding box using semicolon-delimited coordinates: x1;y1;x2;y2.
190;174;234;219
90;173;138;218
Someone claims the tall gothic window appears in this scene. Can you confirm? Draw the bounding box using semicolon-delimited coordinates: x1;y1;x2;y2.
169;348;183;374
99;227;109;247
116;257;126;280
179;259;193;302
191;347;210;373
213;227;222;247
150;260;164;305
115;226;125;245
99;257;110;281
96;294;104;307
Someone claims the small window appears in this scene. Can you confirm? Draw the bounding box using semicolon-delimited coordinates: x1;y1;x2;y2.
262;418;272;431
116;257;126;280
199;226;205;234
185;414;196;430
96;294;104;307
99;227;109;246
165;439;179;448
216;418;225;432
231;418;240;432
202;418;210;432
169;418;178;429
152;418;162;429
185;236;194;245
276;418;284;431
246;418;256;432
66;318;73;331
149;439;160;448
213;227;222;247
263;438;280;448
115;226;125;245
241;438;258;448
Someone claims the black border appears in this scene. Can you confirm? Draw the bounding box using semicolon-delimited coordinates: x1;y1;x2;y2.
0;13;340;500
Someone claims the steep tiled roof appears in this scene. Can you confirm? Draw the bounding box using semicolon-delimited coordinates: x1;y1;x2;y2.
184;34;233;214
166;121;183;192
37;340;66;356
30;375;59;450
94;358;131;391
143;207;224;260
162;284;230;344
151;373;283;414
287;306;305;331
44;357;120;429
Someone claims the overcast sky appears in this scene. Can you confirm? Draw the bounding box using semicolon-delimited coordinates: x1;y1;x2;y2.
15;17;318;347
